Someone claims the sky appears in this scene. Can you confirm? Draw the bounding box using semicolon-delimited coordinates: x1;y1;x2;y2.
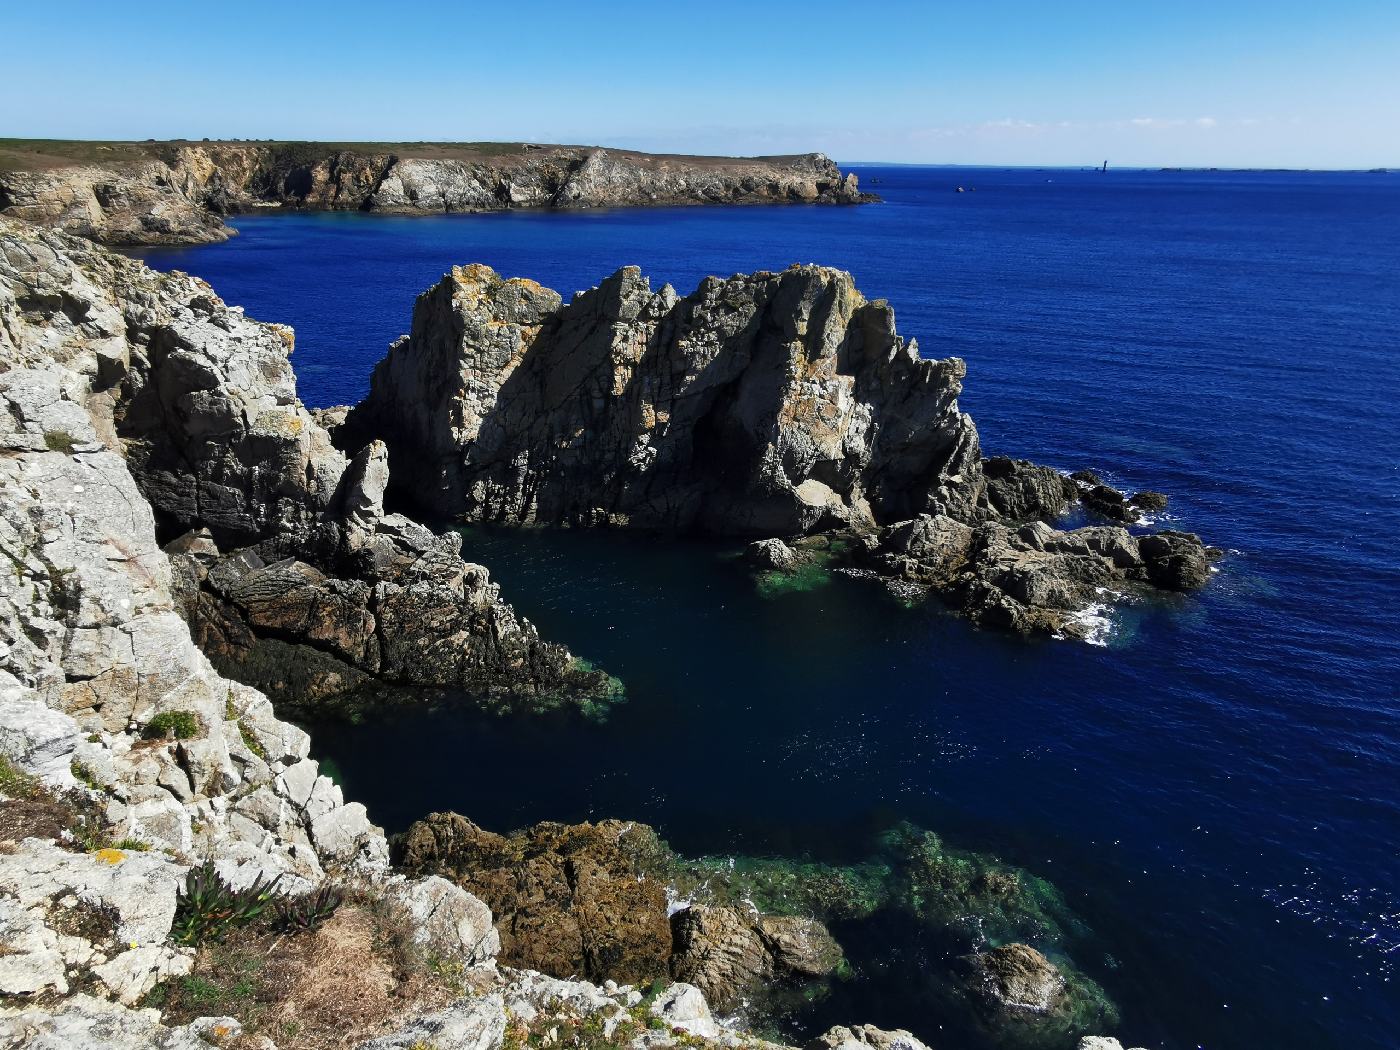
4;0;1397;168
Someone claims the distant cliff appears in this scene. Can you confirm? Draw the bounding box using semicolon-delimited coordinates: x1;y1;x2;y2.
0;140;875;246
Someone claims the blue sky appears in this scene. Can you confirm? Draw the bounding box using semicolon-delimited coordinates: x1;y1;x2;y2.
5;0;1396;167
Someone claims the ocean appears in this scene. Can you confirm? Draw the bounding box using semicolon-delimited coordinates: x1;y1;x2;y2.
136;166;1400;1050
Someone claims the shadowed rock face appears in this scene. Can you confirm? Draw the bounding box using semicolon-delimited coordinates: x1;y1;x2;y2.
349;263;982;536
0;144;872;246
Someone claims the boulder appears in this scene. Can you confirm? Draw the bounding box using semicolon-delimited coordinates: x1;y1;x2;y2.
1128;491;1168;512
746;538;800;572
809;1025;934;1050
670;904;843;1007
967;943;1066;1017
1138;531;1212;591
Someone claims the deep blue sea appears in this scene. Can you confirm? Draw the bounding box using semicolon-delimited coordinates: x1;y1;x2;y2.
137;167;1400;1050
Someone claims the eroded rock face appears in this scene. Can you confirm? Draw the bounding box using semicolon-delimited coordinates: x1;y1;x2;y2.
0;217;609;709
395;813;674;985
349;263;981;536
1;144;871;246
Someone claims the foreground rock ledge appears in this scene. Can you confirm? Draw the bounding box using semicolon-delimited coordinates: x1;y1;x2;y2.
348;261;1220;638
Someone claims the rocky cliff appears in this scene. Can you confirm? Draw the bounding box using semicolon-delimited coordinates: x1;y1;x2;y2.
349;263;1219;639
0;217;613;711
0;141;873;246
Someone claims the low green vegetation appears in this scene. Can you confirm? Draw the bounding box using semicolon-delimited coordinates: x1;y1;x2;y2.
171;861;283;946
0;753;38;797
70;759;102;791
142;709;200;740
274;884;344;934
42;429;76;454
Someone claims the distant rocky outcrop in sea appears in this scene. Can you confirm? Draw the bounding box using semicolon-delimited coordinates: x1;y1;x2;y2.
347;262;1220;639
0;141;874;246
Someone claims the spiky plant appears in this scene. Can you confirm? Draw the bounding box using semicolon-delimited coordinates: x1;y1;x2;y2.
171;861;282;945
274;883;344;933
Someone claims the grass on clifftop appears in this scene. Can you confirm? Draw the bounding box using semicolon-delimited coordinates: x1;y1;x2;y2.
0;138;821;174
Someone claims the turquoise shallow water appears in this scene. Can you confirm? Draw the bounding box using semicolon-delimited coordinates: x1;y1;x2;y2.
137;167;1400;1050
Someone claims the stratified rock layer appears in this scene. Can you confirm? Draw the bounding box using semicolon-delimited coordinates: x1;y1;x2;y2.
350;262;1218;638
0;143;871;246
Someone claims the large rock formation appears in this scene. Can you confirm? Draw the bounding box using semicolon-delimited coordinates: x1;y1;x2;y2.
349;262;1219;639
348;263;981;534
395;812;845;1005
396;814;674;985
0;142;873;246
0;217;612;709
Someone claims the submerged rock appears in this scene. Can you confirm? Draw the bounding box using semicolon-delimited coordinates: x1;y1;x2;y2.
967;943;1066;1017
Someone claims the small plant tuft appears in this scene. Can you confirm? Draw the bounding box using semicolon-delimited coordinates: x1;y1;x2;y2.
172;861;282;946
43;430;76;454
71;759;102;791
143;710;200;741
274;883;344;933
0;754;39;798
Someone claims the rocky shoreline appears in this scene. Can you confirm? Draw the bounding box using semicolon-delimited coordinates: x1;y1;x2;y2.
0;141;875;247
1;216;1171;1048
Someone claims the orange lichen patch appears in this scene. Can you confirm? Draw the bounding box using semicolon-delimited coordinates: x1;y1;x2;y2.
93;847;126;865
271;324;295;354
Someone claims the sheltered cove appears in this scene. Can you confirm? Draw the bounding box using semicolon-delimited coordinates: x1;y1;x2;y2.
0;213;1188;1049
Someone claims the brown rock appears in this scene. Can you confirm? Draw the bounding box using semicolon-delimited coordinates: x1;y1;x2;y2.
967;943;1066;1017
395;813;671;985
669;904;842;1007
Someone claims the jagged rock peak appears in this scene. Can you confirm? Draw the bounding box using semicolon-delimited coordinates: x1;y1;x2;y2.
348;262;983;536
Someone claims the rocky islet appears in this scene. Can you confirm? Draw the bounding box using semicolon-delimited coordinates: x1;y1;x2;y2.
347;261;1219;639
